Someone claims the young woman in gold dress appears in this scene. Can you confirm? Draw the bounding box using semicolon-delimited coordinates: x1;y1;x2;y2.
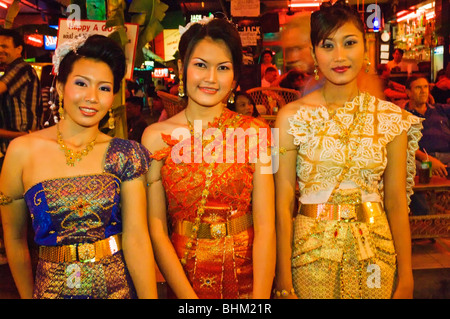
274;1;422;299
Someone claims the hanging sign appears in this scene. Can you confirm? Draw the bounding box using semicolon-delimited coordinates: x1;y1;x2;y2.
231;0;260;17
56;18;138;79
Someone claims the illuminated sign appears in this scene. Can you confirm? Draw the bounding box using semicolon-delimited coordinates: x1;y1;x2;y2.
190;14;203;23
25;34;43;47
153;68;168;78
44;35;57;50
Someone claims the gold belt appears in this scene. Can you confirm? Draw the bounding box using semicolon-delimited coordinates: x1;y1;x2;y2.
39;234;122;263
299;202;383;223
174;213;253;239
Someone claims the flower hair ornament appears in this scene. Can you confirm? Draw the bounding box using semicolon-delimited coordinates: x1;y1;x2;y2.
178;15;215;36
52;35;88;75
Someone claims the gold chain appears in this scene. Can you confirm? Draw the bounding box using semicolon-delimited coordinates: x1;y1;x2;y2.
328;92;370;203
323;89;362;145
56;124;97;166
180;109;240;265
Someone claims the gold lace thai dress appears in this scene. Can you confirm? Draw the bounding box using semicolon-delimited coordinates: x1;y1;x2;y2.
287;92;422;299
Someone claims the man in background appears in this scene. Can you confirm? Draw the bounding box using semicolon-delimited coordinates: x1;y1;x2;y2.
405;76;449;215
261;66;278;87
281;12;321;95
0;28;40;264
0;28;40;160
387;48;418;74
405;75;449;176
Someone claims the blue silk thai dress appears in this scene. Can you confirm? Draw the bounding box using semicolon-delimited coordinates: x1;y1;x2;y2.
23;138;151;299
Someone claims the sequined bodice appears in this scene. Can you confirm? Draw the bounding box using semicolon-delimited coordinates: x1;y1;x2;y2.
151;109;271;226
288;93;423;204
24;138;151;246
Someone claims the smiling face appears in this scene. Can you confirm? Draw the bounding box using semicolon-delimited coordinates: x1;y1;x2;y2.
185;37;235;109
312;22;365;86
57;57;115;128
0;36;22;65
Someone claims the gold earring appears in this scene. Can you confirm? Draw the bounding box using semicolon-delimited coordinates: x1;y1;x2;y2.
314;65;319;81
365;59;371;73
178;74;185;97
228;90;235;104
108;108;115;129
364;56;372;73
58;95;64;120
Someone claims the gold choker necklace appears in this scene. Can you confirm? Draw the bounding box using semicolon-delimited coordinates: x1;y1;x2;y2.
56;125;97;166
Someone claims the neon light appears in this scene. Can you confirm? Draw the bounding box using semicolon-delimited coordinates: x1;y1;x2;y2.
28;36;43;44
426;12;435;20
397;12;418;23
0;2;8;8
396;10;409;17
289;3;321;8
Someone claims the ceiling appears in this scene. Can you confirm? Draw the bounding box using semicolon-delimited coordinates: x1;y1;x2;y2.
0;0;424;27
171;0;393;15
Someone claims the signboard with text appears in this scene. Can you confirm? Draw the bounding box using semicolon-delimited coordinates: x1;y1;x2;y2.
231;0;260;17
57;19;138;79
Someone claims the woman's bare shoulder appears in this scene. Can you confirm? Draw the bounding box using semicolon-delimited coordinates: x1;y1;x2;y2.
141;114;187;152
7;127;54;153
277;90;322;120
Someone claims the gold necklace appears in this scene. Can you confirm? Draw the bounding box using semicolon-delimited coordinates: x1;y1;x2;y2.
56;124;97;166
323;90;363;145
184;109;227;142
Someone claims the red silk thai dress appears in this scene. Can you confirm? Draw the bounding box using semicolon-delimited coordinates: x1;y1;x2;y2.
152;109;271;299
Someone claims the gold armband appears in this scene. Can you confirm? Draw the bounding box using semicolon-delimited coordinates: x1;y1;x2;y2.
271;146;297;156
0;191;13;206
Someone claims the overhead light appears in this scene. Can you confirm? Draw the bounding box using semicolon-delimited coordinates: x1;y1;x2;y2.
397;12;418;23
426;12;435;20
396;10;410;17
0;2;8;9
28;36;43;44
289;2;321;8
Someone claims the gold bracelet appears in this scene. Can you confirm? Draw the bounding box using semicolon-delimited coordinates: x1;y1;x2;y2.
146;177;161;187
0;191;13;206
273;288;296;298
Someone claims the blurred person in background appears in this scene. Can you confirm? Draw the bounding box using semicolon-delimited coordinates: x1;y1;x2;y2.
227;91;261;118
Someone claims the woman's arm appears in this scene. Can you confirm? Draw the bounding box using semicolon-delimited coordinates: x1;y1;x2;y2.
121;175;158;298
384;131;414;299
141;126;198;299
273;107;298;299
251;156;276;299
0;138;34;298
